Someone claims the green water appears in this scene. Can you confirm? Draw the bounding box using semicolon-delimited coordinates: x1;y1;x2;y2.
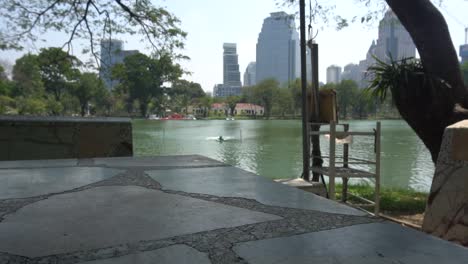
133;119;434;192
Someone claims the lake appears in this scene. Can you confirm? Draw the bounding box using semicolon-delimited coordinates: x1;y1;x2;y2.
133;119;434;192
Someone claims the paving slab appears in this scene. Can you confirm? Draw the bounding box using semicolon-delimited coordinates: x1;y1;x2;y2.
147;167;364;216
0;159;78;169
0;167;123;199
0;186;280;258
79;245;211;264
234;222;468;264
93;155;225;168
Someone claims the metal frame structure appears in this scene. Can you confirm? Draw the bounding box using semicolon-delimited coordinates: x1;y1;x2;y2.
309;121;381;215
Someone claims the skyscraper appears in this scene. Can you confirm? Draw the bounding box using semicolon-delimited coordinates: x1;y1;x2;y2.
256;12;300;85
461;28;468;64
99;39;138;90
354;10;416;88
460;45;468;64
374;10;416;62
223;43;242;88
243;62;256;87
214;43;242;97
326;65;342;84
341;63;361;84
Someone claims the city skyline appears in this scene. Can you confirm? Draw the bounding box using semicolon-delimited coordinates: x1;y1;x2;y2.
0;0;467;92
326;10;417;87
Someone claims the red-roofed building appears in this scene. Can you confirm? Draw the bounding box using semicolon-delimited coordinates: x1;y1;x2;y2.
234;103;264;116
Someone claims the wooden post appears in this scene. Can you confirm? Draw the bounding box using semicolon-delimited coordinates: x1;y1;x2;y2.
342;124;349;203
329;121;336;200
299;0;310;181
375;121;381;215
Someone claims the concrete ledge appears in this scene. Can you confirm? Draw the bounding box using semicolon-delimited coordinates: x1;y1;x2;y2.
0;116;133;160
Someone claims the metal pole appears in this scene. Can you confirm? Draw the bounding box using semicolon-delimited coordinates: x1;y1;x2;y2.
309;41;323;182
299;0;310;181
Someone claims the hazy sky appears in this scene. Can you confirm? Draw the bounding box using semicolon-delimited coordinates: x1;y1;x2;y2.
1;0;467;92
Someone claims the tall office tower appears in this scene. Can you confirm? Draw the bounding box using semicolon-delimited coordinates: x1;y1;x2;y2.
223;43;242;87
256;12;300;85
214;43;242;97
243;62;257;87
326;65;342;84
374;10;416;62
99;39;138;90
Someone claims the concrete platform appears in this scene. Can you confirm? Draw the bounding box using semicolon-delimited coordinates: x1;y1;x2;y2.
0;155;466;264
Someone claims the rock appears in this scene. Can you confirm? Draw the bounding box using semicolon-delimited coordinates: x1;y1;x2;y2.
423;120;468;245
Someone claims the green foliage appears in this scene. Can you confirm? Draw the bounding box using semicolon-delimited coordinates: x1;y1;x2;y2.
0;0;187;60
0;78;13;96
366;57;429;103
171;80;205;99
273;88;294;117
226;96;241;116
112;53;182;117
462;62;468;87
16;97;47;115
37;47;81;101
251;79;280;119
70;72;106;116
321;79;377;119
336;184;428;213
198;95;213;117
0;95;15;114
45;96;64;115
289;79;302;115
12;54;44;97
170;79;205;113
335;80;359;119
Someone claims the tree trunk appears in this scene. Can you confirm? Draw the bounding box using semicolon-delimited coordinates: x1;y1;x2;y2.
385;0;468;162
80;103;86;117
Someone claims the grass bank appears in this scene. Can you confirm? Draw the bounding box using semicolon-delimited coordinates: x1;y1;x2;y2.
336;184;428;214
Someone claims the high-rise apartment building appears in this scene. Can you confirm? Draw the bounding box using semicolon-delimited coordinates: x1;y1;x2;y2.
99;39;138;90
243;62;256;87
326;65;342;84
256;12;300;85
214;43;242;97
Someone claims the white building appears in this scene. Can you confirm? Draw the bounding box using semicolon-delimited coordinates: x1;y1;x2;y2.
326;65;342;84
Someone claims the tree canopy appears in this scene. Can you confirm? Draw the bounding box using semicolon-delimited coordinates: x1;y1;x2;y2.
0;0;187;63
112;52;182;117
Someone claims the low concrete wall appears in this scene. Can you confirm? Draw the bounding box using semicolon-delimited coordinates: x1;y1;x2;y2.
0;116;133;160
423;120;468;245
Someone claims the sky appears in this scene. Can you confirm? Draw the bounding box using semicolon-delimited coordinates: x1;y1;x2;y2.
0;0;467;93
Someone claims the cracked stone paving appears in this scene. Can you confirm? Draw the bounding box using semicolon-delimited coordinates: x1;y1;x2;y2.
0;155;467;264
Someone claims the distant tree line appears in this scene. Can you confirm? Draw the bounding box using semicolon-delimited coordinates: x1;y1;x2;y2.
0;48;209;118
236;78;399;120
